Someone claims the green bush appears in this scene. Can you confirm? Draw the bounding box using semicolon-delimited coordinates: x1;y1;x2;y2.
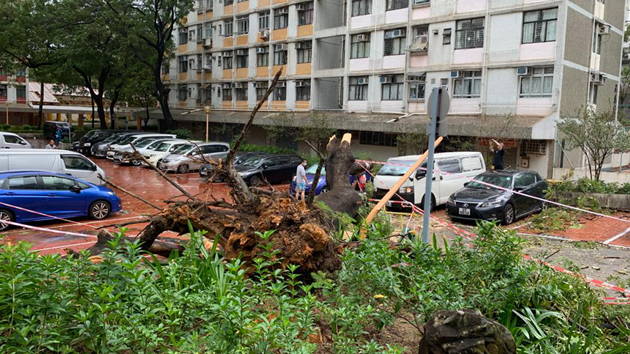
166;128;193;139
237;143;297;155
551;177;630;195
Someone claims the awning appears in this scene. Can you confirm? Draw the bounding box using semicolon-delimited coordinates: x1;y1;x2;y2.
28;82;59;104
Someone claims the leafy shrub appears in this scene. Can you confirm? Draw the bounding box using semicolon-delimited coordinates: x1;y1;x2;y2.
551;176;630;195
529;207;582;233
166;128;193;139
238;143;297;155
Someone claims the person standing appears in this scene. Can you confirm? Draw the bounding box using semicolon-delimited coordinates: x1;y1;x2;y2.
295;159;309;201
490;139;505;170
45;140;56;149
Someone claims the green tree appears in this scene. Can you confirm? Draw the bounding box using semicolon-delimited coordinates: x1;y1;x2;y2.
558;108;630;181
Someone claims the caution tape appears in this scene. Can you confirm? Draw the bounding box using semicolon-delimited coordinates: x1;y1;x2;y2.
0;201;100;229
1;219;98;239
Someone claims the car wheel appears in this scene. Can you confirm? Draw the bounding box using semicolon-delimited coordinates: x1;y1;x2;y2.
177;164;189;174
250;175;264;187
419;195;435;212
89;201;111;220
0;209;14;231
502;204;515;225
132;159;142;166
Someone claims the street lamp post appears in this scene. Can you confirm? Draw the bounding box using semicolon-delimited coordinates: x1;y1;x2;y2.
204;105;211;142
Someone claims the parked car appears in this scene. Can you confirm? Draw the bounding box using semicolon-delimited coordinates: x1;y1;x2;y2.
92;132;140;157
236;155;302;186
43;121;71;140
112;137;174;165
446;170;548;225
106;133;175;159
373;152;486;210
158;142;230;173
0;149;106;185
0;171;122;231
143;139;192;167
288;164;373;196
0;132;31;149
73;130;133;155
199;152;271;179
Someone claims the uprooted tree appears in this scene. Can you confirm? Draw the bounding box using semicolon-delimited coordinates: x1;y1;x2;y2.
76;69;368;274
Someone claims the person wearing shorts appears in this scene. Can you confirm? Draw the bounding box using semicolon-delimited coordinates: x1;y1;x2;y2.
296;159;309;201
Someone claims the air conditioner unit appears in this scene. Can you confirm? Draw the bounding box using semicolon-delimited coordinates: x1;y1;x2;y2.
356;34;369;42
260;30;269;39
380;76;393;84
234;83;245;88
357;77;368;85
275;43;287;51
222;51;233;57
255;82;267;88
256;47;267;53
203;38;213;47
517;66;529;76
276;7;288;14
222;84;231;89
392;29;405;38
599;24;611;35
295;42;303;49
450;71;460;78
408;74;425;82
296;81;310;87
296;4;306;11
591;72;605;84
236;49;247;55
203;65;212;71
410;35;429;51
276;81;286;87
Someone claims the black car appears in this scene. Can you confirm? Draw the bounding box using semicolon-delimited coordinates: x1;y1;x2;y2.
91;132;141;157
199;152;271;179
446;170;548;224
237;155;302;186
74;130;134;155
43;121;72;140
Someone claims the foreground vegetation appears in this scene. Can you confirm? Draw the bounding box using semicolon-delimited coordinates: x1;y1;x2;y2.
0;223;629;353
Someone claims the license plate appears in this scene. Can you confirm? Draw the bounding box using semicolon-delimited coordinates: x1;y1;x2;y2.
459;208;471;216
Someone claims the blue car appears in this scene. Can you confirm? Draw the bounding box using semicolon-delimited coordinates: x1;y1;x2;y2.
289;165;372;196
0;171;122;231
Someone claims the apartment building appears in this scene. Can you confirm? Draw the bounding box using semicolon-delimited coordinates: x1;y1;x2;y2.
165;0;626;178
0;69;32;125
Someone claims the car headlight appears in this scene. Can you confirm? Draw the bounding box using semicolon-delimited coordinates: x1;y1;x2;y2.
479;199;504;208
447;195;455;205
399;186;413;194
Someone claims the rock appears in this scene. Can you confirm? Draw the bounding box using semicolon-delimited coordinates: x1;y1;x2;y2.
418;309;516;354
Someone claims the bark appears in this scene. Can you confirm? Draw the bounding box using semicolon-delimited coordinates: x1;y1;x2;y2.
108;82;123;130
37;81;45;129
73;65;109;129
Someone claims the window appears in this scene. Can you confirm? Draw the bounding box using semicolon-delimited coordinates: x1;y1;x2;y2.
259;11;270;30
443;28;452;45
206;0;213;10
256;47;269;67
514;173;536;188
256;82;269;100
178;56;188;73
351;33;370;59
522;8;557;43
188;29;196;41
455;18;484;49
62;156;95;171
274;82;286;101
352;0;371;16
179;28;188;45
359;131;397;147
589;82;598;105
384;29;406;56
381;74;404;101
223;51;233;69
225;0;233;5
16;86;26;101
7;176;39;190
205;24;213;39
0;85;6;99
296;80;311;101
520;67;554;98
236;86;248;101
205;54;212;68
437;159;462;174
236;50;249;68
224;20;233;36
42;176;77;191
593;25;603;55
161;61;169;75
223;86;233;101
237;16;249;34
298;2;314;25
296;42;312;63
349;76;368;101
274;8;289;29
274;46;287;65
178;86;187;100
453;71;482;98
414;0;430;4
408;74;426;100
387;0;408;11
3;134;24;144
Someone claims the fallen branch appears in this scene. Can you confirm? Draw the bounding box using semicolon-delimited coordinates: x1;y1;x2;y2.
99;175;162;211
305;140;326;205
96;218;152;230
130;143;195;200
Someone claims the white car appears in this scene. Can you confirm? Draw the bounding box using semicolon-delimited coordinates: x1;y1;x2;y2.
143;139;191;167
0;132;31;149
158;142;230;174
106;133;176;159
112;138;174;165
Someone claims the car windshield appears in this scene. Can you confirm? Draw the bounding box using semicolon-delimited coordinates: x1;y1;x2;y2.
240;157;266;167
119;136;139;145
171;144;194;154
305;164;326;176
146;140;165;150
468;174;513;189
102;135;120;143
134;139;156;148
377;160;415;176
154;142;172;152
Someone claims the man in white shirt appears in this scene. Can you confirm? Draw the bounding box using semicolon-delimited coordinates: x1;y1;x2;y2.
295;159;309;201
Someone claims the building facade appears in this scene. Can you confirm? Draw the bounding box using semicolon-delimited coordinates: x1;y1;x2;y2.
165;0;626;178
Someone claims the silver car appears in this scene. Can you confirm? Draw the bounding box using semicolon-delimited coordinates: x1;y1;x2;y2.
158;142;230;173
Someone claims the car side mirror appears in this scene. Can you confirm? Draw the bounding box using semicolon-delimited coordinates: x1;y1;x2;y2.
262;164;268;170
463;182;470;187
415;170;426;180
19;140;27;145
71;185;81;193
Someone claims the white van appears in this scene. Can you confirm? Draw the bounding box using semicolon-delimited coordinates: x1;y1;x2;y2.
0;132;32;149
0;149;105;185
373;152;486;210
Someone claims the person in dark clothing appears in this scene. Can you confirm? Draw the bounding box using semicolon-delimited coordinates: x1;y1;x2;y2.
490;139;505;170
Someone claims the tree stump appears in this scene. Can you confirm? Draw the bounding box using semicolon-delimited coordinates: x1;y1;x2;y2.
418;309;516;354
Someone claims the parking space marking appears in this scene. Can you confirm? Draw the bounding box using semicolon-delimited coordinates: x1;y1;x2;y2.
603;227;630;245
